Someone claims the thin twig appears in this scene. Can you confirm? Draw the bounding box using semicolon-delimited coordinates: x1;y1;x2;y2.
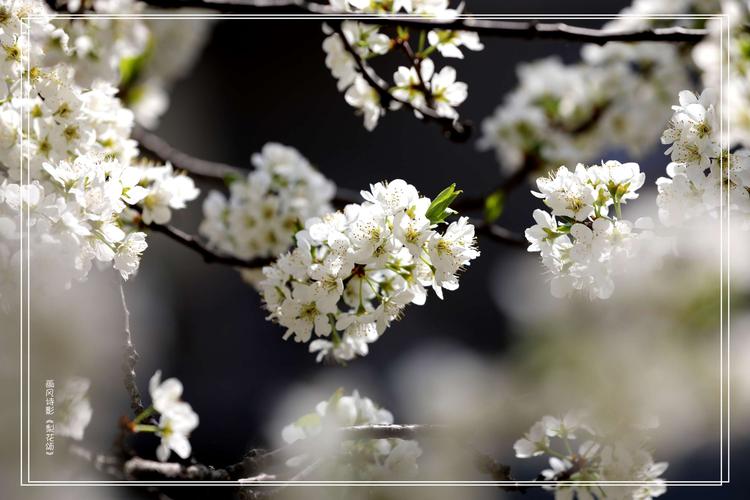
145;220;275;269
470;218;526;248
456;155;542;212
134;0;708;45
120;282;146;416
70;424;524;492
331;21;471;142
131;129;526;251
70;444;127;480
133;125;245;181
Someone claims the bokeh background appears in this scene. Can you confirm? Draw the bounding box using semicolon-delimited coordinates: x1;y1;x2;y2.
3;1;748;499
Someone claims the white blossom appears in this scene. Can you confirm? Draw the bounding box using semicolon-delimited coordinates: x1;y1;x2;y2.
0;0;201;305
344;75;383;131
516;412;668;500
260;179;478;362
199;143;335;267
526;162;652;300
281;389;421;479
155;402;199;462
656;89;750;227
479;38;688;175
320;6;478;130
321;23;386;130
55;377;93;441
392;58;468;119
146;371;199;462
513;421;549;458
427;30;483;59
693;1;750;148
138;164;199;225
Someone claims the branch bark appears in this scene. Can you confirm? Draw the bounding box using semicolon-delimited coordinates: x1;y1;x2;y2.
132;130;526;252
71;423;523;491
119;283;147;416
133;125;245;181
136;0;708;45
145;220;275;269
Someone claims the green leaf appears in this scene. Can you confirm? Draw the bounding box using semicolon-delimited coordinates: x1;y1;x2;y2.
483;190;505;223
426;183;462;224
118;35;154;98
223;173;240;186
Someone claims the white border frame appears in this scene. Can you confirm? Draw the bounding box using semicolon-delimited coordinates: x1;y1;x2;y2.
18;11;732;489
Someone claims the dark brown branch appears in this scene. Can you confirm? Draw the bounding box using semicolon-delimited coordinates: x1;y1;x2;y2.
471;218;526;248
71;424;526;494
456;155;542;212
330;22;471;142
132;130;526;251
145;220;275;269
70;444;128;479
133;125;245;181
135;0;708;45
119;283;146;416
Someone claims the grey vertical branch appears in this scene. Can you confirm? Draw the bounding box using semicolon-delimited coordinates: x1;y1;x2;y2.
120;283;146;416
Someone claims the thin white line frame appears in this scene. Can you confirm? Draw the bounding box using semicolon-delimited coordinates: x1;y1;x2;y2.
18;10;732;488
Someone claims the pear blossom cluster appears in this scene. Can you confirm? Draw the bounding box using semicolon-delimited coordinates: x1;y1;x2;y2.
44;0;149;87
478;42;688;175
525;161;653;300
199;143;335;268
330;0;463;17
656;89;750;227
608;0;720;30
515;411;668;500
129;371;199;462
281;389;422;479
260;180;479;363
55;377;93;441
693;1;750;149
0;0;199;308
321;3;480;131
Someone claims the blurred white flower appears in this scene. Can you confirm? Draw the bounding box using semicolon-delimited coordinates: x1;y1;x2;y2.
155;401;199;462
657;89;750;227
56;377;93;441
517;413;668;500
281;389;421;479
199;143;335;266
526;162;652;299
513;421;548;458
143;371;199;462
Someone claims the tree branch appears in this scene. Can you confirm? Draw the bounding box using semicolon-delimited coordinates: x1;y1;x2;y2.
72;423;523;490
119;283;146;416
133;125;245;181
132;130;526;252
144;220;275;269
455;155;542;212
471;218;526;248
135;0;708;45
